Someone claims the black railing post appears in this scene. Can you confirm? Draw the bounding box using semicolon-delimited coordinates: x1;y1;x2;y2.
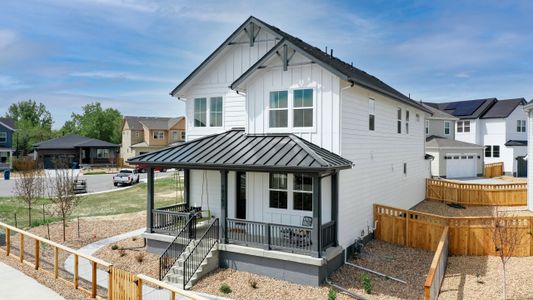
184;169;190;209
147;167;155;233
220;170;228;243
266;223;271;250
331;171;339;247
311;173;322;257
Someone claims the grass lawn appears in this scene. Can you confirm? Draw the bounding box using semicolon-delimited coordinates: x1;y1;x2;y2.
0;177;183;228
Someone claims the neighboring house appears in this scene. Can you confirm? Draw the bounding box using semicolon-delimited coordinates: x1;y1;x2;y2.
33;134;120;169
128;16;431;286
0;117;16;170
523;100;533;211
421;103;484;178
425;98;528;176
120;116;185;162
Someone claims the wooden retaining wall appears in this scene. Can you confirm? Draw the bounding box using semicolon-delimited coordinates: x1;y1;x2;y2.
426;179;527;206
374;204;532;256
424;227;449;300
485;162;504;178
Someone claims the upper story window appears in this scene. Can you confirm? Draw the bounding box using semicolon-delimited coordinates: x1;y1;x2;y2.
485;145;500;158
293;174;313;211
444;121;451;135
397;108;402;134
180;131;186;140
517;120;526;132
405;110;410;134
425;120;429;135
269;91;288;128
457;120;470;133
210;97;223;127
0;132;6;143
269;173;288;209
171;131;178;141
153;131;165;140
293;89;313;127
368;99;375;131
194;98;207;127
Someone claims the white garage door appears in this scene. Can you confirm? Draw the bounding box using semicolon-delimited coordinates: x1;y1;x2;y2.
446;154;477;179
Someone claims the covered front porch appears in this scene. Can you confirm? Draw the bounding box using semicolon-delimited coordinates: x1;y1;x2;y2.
131;129;352;258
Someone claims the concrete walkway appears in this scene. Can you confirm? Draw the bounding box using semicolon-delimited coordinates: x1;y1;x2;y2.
0;262;64;300
64;228;228;300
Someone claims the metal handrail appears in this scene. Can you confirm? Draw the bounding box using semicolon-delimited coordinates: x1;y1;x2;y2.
182;218;219;289
159;214;198;280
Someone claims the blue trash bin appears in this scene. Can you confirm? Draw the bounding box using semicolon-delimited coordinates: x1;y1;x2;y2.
3;169;10;180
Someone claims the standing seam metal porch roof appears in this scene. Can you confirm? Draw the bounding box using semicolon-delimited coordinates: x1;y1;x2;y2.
127;129;353;172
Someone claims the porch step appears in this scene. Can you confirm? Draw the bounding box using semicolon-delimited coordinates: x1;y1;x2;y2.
163;241;219;289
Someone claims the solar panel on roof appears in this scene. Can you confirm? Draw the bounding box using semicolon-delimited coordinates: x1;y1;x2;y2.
453;100;484;116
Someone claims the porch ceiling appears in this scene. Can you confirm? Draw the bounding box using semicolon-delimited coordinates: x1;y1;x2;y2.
127;129;353;172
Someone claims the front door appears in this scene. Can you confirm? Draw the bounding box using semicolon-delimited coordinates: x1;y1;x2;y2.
517;157;527;177
236;172;246;219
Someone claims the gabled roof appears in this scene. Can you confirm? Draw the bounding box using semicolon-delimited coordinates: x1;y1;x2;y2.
420;103;458;120
124;116;183;130
33;134;119;150
481;98;526;119
505;140;527;147
170;16;430;114
0;117;16;131
424;98;497;119
425;135;484;149
128;129;353;172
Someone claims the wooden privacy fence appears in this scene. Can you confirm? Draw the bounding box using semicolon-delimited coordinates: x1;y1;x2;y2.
485;162;504;178
426;178;526;206
0;221;205;300
374;204;533;256
424;227;449;300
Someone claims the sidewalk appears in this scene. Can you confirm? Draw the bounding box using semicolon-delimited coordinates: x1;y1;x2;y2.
0;262;64;300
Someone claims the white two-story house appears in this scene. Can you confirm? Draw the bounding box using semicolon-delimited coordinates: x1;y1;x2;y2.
426;98;528;177
128;16;431;287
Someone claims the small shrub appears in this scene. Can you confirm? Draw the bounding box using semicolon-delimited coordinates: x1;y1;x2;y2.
111;245;119;250
135;252;146;263
132;236;138;241
361;273;372;294
327;287;337;300
118;249;127;257
248;277;258;289
219;283;232;294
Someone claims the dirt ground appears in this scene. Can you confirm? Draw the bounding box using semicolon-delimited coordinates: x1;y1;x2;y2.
411;200;532;217
193;240;433;300
439;256;533;299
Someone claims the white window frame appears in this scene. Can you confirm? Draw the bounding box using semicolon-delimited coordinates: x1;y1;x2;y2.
292;89;314;128
171;131;179;141
517;120;526;132
267;88;316;133
193;96;224;128
397;108;402;134
0;132;6;143
368;99;375;131
405;110;410;134
153;130;165;140
425;120;429;135
269;173;288;210
463;120;470;132
293;174;313;212
457;121;463;133
444;121;451;135
209;96;223;127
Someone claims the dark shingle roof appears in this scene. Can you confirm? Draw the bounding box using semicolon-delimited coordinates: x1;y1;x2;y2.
505;140;527;147
424;98;497;119
481;98;526;119
128;129;353;172
33;134;119;150
0;117;15;130
420;103;457;120
425;135;484;149
124;116;183;130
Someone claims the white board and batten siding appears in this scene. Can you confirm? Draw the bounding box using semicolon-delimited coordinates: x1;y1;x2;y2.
527;110;533;211
338;85;428;248
182;30;279;141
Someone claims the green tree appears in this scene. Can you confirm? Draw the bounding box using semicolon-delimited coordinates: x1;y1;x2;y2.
61;102;122;144
6;100;54;155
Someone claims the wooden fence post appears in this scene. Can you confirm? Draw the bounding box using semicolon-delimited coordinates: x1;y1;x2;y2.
107;267;113;300
35;239;40;270
74;255;79;289
6;228;10;256
136;277;143;300
19;233;24;262
91;261;97;298
54;247;59;279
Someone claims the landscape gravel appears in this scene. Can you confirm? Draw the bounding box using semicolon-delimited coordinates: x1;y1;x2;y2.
411;200;532;217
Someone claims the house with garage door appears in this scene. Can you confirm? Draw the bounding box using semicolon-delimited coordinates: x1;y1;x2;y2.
421;103;484;178
425;97;528;177
127;16;431;288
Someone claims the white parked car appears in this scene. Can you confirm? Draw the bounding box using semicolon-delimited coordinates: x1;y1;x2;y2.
113;169;140;186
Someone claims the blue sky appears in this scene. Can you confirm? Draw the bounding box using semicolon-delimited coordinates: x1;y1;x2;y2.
1;0;532;128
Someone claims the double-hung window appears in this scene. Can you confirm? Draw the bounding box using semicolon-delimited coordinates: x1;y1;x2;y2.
397;108;402;134
293;174;313;211
425;120;429;135
194;98;207;127
444;121;451;135
464;121;470;132
457;121;470;133
485;145;500;158
517;120;526;132
293;89;313;127
210;97;223;127
171;131;178;141
269;91;288;128
405;110;410;134
0;132;6;143
269;173;288;209
368;99;375;131
153;131;165;140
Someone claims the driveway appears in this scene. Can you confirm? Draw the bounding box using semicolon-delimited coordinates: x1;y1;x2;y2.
0;171;172;197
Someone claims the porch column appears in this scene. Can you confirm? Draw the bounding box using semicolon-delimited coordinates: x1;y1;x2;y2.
184;169;190;207
146;167;154;233
220;170;228;243
312;173;322;257
331;171;339;247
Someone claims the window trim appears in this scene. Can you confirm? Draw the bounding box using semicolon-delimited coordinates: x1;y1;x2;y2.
0;132;6;143
397;107;402;134
425;120;429;135
193;96;224;128
267;88;316;132
517;120;526;132
152;130;165;140
405;110;410;134
444;121;451;135
368;99;375;131
292;89;314;128
209;96;223;127
293;174;313;211
269;173;288;210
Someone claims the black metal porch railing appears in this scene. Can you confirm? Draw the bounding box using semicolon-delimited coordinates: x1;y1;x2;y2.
152;203;191;234
182;218;219;289
159;214;197;281
227;218;330;254
321;220;337;249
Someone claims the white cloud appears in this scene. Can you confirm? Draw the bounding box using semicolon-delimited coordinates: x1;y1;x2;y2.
70;71;175;83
